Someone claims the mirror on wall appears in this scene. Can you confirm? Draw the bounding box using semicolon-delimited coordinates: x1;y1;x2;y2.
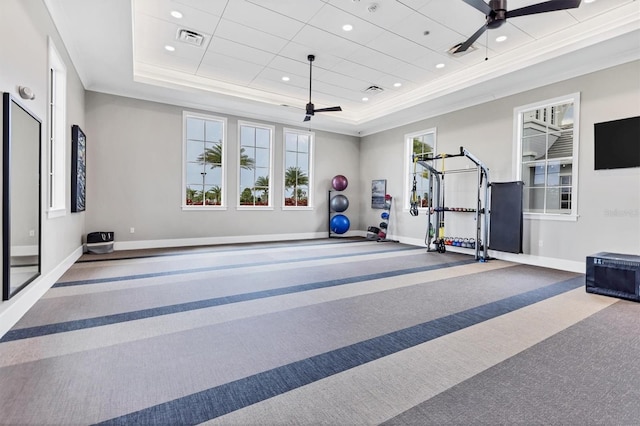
2;92;42;300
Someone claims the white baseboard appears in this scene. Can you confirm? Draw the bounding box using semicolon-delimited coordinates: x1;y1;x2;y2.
0;246;83;339
395;238;584;273
113;231;370;251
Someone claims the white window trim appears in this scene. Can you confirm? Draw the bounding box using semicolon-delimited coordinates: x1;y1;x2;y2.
404;127;437;212
181;111;227;211
512;92;580;222
47;37;67;219
237;120;274;209
282;127;314;210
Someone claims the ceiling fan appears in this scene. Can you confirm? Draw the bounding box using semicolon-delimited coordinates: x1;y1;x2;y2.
303;54;342;122
453;0;582;54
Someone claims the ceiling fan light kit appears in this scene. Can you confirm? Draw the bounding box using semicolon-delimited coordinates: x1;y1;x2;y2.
453;0;582;54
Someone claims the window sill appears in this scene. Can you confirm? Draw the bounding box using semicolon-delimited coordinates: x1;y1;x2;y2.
524;212;578;222
282;206;314;211
181;206;227;211
236;206;274;211
47;208;67;219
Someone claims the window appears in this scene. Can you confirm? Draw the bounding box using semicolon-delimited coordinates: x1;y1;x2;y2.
514;93;580;218
283;128;313;208
405;128;436;210
238;121;273;208
47;38;67;218
183;112;226;209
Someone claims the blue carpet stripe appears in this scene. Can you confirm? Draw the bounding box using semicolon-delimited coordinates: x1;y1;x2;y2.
56;246;422;287
0;259;475;342
76;238;368;263
95;276;583;426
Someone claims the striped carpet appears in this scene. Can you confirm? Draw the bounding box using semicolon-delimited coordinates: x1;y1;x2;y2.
0;238;636;425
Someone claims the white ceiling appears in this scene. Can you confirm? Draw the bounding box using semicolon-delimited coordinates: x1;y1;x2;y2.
44;0;640;136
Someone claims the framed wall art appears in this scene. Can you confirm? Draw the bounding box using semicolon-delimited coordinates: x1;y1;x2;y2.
371;179;386;209
71;124;86;212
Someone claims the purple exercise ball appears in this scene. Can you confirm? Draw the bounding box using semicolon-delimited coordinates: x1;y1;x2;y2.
331;174;348;191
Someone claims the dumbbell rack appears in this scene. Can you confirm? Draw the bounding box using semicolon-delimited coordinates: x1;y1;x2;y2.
376;195;399;243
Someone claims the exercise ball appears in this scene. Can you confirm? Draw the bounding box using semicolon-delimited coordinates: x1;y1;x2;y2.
330;194;349;212
331;175;348;191
330;214;350;234
381;211;389;220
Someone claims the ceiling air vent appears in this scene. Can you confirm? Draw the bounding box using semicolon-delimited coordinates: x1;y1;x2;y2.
362;85;384;94
176;29;204;46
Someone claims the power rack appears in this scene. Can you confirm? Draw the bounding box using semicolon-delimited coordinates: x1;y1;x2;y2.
413;146;491;262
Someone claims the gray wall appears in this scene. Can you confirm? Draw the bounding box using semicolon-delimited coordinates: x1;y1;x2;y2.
84;92;360;244
0;0;85;306
359;60;640;264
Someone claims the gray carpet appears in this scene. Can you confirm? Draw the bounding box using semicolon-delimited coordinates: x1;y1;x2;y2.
384;300;640;425
0;238;632;425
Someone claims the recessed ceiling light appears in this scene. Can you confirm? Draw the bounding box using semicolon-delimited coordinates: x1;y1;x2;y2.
584;0;595;3
435;63;445;69
342;24;353;31
393;82;402;87
170;10;183;19
281;76;290;82
496;35;507;43
362;97;369;102
164;45;175;52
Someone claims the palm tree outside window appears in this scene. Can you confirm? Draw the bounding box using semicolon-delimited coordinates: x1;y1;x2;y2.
284;129;313;207
183;113;227;208
239;121;273;207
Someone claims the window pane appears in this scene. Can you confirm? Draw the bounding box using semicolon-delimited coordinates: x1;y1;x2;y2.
240;169;254;187
203;142;222;167
298;135;309;153
547;128;573;159
524;187;545;213
186;184;203;205
186;140;204;163
522;134;546;161
256;128;270;148
545;187;565;213
204;185;221;205
241;126;255;147
243;147;256;163
239;186;254;205
297;153;309;171
186;162;204;186
285;151;296;168
187;118;204;141
205;120;222;142
255;147;269;168
285;133;297;151
547;161;561;186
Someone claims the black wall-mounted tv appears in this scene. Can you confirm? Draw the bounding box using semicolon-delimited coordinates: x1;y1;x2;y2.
594;116;640;170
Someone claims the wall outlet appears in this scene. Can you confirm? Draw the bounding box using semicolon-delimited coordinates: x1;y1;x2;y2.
538;240;543;247
29;229;35;237
130;227;135;234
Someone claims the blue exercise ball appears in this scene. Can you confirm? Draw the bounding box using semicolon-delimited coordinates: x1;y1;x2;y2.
330;194;349;212
330;214;350;234
381;211;389;220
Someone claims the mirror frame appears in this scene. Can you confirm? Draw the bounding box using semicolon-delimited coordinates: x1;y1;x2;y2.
2;92;42;300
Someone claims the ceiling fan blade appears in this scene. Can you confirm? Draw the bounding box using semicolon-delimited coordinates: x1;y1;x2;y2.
462;0;493;15
303;115;311;122
313;106;342;113
507;0;581;18
454;23;488;53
